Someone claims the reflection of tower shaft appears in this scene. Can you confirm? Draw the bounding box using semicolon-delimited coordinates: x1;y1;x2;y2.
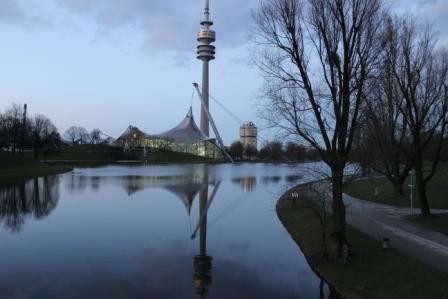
199;187;208;256
193;167;212;297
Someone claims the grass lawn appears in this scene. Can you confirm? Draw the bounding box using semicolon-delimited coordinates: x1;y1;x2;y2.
277;184;448;299
0;152;72;185
406;213;448;236
47;144;120;162
47;145;217;164
345;164;448;209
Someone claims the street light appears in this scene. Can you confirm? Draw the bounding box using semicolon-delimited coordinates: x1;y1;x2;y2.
408;170;414;215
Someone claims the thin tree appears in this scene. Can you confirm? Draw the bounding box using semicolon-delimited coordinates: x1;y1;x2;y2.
386;18;448;216
229;141;244;160
31;115;57;159
77;127;89;145
65;126;78;145
89;128;102;145
2;104;25;153
362;18;414;196
253;0;383;257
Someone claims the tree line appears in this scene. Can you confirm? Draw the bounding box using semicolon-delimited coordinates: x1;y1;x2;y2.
253;0;447;258
0;103;106;159
0;103;60;159
228;140;320;162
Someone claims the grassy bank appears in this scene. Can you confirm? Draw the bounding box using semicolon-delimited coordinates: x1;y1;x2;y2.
345;165;448;209
345;165;448;234
146;151;216;163
47;145;217;164
277;184;448;299
47;144;122;162
0;152;72;185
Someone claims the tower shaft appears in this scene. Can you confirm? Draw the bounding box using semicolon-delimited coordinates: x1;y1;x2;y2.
197;0;215;137
200;62;210;136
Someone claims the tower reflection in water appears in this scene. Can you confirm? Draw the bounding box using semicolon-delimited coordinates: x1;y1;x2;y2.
190;166;220;298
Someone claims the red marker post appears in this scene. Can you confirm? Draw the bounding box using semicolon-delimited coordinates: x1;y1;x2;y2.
291;192;299;206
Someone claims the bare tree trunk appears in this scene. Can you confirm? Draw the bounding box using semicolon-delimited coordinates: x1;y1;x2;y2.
393;183;404;197
253;0;383;259
331;166;347;258
414;157;431;216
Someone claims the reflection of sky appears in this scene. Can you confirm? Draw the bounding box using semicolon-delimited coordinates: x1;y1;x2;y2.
0;163;331;298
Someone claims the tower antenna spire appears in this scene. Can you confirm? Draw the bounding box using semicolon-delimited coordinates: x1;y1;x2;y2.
204;0;210;22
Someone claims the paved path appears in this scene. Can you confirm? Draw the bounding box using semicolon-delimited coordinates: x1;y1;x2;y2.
312;182;448;273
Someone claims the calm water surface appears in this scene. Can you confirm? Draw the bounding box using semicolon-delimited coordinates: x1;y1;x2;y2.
0;163;332;299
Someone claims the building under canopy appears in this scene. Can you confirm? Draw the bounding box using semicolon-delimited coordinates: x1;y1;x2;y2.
115;108;222;159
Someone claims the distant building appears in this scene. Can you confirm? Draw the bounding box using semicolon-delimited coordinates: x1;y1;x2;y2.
115;108;222;159
239;122;257;149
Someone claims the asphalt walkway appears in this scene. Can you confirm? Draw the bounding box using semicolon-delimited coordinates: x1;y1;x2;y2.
313;182;448;273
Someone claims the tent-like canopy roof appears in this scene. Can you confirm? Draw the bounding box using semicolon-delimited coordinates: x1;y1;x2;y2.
116;125;147;141
153;107;211;144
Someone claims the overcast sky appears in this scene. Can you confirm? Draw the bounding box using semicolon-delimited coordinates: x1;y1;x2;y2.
0;0;447;144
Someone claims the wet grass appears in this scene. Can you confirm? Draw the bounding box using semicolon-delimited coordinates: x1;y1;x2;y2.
345;164;448;209
277;184;448;299
0;152;72;185
47;145;218;164
47;144;121;162
406;213;448;236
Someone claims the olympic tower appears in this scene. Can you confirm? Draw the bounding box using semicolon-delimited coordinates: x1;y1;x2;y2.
197;0;216;137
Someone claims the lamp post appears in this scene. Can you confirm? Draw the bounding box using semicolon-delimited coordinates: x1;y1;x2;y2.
408;170;414;215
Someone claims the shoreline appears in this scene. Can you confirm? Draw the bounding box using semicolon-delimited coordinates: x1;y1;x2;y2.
276;183;448;298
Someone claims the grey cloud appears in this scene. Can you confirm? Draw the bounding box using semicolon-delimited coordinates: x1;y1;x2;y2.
55;0;257;54
0;0;51;28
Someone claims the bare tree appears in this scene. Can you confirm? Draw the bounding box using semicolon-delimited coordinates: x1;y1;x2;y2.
257;140;284;160
244;144;259;160
31;115;57;159
386;18;448;216
2;104;25;153
253;0;383;257
64;126;89;145
229;141;244;160
284;141;306;161
361;18;414;196
89;128;102;144
65;126;78;144
78;127;89;144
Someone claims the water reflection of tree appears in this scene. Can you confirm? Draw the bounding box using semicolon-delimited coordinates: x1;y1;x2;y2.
65;173;88;194
231;177;257;192
285;174;303;184
0;176;59;232
261;175;282;185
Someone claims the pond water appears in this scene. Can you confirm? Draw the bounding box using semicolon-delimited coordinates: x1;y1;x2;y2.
0;163;334;299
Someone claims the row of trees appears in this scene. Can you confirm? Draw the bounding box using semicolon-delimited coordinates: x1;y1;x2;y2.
228;140;320;162
64;126;103;145
0;103;60;159
0;103;105;158
253;0;447;258
352;17;447;217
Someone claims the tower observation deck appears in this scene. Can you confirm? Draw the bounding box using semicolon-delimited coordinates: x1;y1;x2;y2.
197;0;216;137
